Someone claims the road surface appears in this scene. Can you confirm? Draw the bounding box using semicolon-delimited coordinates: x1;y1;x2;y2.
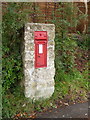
37;102;89;118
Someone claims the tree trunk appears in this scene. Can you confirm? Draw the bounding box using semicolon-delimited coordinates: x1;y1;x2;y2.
83;0;88;33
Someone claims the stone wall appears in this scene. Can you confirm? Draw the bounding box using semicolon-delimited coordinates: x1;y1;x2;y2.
23;23;55;100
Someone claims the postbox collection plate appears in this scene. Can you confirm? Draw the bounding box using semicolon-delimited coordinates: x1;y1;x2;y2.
34;31;47;68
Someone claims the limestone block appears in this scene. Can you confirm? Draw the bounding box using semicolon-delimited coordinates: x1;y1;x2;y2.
23;23;55;100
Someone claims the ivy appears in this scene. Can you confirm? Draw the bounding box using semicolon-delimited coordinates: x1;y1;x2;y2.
2;3;32;93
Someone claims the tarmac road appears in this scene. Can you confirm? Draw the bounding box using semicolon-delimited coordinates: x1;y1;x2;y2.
37;102;89;118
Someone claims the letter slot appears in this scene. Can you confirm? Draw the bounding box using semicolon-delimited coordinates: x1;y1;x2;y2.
39;44;43;54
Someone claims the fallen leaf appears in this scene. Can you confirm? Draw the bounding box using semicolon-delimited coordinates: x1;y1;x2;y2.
49;110;52;112
16;113;21;117
64;103;69;106
22;103;26;107
60;101;62;103
85;113;88;116
62;115;65;117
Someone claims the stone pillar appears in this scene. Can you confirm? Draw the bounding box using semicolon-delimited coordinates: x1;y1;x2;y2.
23;23;55;100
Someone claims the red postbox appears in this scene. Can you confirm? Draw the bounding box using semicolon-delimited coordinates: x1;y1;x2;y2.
34;31;47;68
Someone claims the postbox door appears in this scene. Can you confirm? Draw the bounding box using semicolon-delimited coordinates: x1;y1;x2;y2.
35;42;47;68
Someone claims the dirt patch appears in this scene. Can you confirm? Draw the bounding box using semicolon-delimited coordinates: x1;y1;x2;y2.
74;48;88;72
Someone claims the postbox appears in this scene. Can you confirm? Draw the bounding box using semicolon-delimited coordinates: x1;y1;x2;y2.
34;31;47;68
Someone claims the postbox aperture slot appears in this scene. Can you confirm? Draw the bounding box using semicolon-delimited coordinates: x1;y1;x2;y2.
39;44;43;54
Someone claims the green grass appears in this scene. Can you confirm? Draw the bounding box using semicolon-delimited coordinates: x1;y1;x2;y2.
2;67;89;118
55;68;88;99
2;34;89;118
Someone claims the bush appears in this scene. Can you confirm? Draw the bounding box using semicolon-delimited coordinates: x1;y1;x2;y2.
2;3;33;93
55;36;77;72
2;2;89;118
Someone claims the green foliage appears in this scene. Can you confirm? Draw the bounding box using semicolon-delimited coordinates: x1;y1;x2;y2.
55;36;77;72
2;86;28;118
2;2;88;118
54;68;88;100
51;3;86;38
2;3;32;93
70;33;88;50
51;3;88;101
54;34;88;100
